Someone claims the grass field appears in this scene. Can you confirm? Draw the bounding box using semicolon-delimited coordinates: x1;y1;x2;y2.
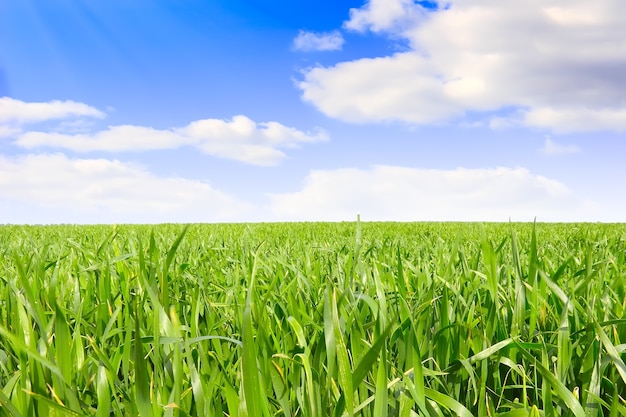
0;221;624;416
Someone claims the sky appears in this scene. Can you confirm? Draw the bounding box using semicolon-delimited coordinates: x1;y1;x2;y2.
1;0;625;224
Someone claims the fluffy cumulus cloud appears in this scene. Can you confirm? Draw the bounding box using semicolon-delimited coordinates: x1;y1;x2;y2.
293;30;344;52
299;0;626;132
269;165;597;222
6;99;327;165
344;0;431;33
0;153;251;223
180;115;328;165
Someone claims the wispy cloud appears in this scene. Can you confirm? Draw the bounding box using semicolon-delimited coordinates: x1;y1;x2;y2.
0;97;105;123
542;137;581;155
292;30;344;52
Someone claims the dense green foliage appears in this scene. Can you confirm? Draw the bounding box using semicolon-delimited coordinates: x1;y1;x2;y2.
0;222;624;416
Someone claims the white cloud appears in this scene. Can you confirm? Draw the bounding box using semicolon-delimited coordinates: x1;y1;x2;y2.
344;0;430;34
0;97;105;123
293;30;344;52
17;126;186;152
0;97;106;139
269;165;598;222
299;53;463;124
542;137;581;155
299;0;626;132
522;107;626;133
0;153;251;223
15;114;328;166
181;115;328;165
491;107;626;133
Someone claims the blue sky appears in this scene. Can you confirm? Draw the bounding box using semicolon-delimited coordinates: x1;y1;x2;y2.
1;0;625;223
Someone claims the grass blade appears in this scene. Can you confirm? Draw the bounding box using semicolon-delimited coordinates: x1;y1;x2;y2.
593;320;626;386
241;249;268;417
424;387;473;417
134;300;153;417
332;287;353;417
514;341;585;417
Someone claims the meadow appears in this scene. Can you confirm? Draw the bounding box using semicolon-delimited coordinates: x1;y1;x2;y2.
0;221;624;417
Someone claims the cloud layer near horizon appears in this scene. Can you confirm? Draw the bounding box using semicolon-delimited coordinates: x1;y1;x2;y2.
270;165;598;222
299;0;626;132
0;155;600;223
0;153;251;223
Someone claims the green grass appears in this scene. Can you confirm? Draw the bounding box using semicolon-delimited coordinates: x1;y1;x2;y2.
0;221;624;416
